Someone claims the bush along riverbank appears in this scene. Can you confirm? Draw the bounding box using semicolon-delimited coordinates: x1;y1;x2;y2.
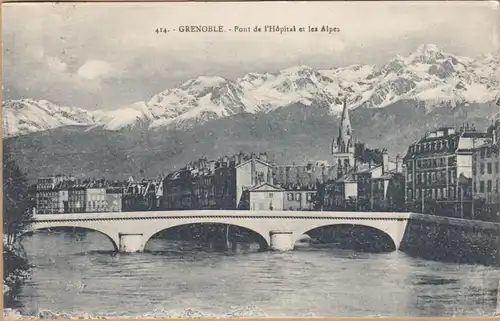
3;239;33;309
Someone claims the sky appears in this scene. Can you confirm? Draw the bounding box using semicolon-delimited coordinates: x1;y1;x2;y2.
3;1;499;110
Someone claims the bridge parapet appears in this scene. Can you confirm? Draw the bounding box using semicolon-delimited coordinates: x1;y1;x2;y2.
31;210;413;221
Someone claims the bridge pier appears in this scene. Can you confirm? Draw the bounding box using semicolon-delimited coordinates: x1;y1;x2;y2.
269;230;294;252
119;233;144;253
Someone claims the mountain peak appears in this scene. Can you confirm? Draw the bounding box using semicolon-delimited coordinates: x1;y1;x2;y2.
415;44;442;54
405;44;448;64
180;76;227;90
280;65;314;75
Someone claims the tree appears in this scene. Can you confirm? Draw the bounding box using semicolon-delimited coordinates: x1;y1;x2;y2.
3;141;34;305
3;141;33;246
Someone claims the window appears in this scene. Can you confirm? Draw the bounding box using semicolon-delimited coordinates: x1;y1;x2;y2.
487;163;492;174
480;181;485;193
295;193;301;201
487;180;492;193
287;193;293;201
496;162;499;173
480;163;485;175
268;193;274;199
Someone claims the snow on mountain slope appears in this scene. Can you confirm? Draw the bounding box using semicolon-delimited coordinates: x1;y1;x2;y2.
88;101;152;131
3;44;499;137
2;99;99;137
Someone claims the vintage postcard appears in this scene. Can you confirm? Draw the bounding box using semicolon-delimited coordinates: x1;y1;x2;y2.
2;0;500;319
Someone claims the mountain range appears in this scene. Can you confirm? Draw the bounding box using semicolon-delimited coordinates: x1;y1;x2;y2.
3;44;500;180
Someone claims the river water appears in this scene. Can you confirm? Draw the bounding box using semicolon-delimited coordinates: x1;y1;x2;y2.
12;230;500;317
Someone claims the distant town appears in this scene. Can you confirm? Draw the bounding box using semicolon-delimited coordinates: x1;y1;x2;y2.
32;100;500;223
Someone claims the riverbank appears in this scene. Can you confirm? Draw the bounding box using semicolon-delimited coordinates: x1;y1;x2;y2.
3;240;33;312
401;213;500;266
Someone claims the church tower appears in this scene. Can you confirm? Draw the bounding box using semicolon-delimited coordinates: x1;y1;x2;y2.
331;97;355;170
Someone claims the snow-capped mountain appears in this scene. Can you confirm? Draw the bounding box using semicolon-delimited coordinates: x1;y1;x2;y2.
3;44;499;137
2;99;99;137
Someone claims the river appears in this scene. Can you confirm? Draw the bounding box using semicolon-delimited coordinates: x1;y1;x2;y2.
11;230;500;317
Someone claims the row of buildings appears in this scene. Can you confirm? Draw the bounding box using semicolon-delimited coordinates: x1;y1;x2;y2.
32;98;500;220
34;176;163;214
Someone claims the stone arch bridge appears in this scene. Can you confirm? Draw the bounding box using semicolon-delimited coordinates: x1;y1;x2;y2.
24;211;411;253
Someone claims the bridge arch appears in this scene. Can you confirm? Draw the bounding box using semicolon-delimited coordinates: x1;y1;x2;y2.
23;223;120;253
142;221;271;251
292;219;408;252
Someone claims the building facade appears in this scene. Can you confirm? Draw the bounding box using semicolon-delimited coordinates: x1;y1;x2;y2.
403;125;492;218
162;153;273;211
249;183;284;211
35;175;74;214
471;120;500;219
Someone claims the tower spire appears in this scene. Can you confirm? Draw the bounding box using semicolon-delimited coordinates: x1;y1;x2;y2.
331;96;355;168
339;96;351;144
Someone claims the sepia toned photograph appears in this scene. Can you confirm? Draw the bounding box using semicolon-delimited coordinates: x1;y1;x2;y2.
2;1;500;318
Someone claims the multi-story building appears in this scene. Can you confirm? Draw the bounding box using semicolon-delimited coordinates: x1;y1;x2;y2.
163;153;273;211
35;175;74;214
324;151;402;211
403;124;492;218
324;171;358;210
123;179;162;211
249;183;284;211
68;182;88;213
371;171;405;211
471;120;500;219
354;152;403;211
85;180;108;213
273;162;337;210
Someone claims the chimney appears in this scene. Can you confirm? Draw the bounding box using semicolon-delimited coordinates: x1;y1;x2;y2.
259;152;268;163
382;150;389;174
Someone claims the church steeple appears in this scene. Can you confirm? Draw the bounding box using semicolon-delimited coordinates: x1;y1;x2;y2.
331;97;355;170
339;97;352;149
